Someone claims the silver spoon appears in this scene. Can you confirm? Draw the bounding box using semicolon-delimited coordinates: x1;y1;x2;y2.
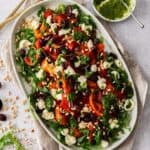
120;0;144;28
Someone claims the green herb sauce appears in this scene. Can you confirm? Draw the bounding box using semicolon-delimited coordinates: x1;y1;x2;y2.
0;132;25;150
94;0;131;20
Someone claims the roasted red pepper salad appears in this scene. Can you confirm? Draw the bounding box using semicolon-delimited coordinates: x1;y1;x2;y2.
15;4;134;149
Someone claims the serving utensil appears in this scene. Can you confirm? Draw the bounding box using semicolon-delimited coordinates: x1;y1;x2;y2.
0;0;26;30
120;0;144;28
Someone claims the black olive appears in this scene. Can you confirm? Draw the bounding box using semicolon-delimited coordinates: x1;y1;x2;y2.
65;5;72;17
34;92;46;99
19;48;26;57
0;114;7;121
82;113;97;122
76;67;85;75
0;82;2;88
62;62;68;69
38;52;46;63
66;54;77;62
91;140;96;145
36;109;43;114
44;34;52;42
68;76;75;86
89;72;98;82
108;52;118;59
0;99;3;110
51;35;62;44
109;106;119;118
61;20;69;29
82;113;91;122
91;30;97;41
40;39;47;47
90;113;97;122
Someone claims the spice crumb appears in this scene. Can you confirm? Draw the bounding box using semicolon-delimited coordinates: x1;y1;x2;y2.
16;96;19;100
0;58;4;68
3;73;12;81
24;109;30;112
22;99;27;105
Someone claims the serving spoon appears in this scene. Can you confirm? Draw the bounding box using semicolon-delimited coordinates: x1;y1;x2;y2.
120;0;144;28
0;0;26;29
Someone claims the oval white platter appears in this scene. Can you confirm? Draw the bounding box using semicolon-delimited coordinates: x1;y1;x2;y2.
10;0;138;150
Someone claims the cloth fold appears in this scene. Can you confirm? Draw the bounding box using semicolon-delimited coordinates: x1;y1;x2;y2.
1;0;148;150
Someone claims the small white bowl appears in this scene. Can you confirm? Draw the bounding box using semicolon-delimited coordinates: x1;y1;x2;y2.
92;0;136;22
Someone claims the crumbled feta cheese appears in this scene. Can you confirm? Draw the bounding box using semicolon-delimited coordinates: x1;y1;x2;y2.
64;66;76;76
74;60;81;68
56;92;63;100
77;76;87;89
78;121;88;129
101;140;109;148
50;23;57;33
81;106;91;113
78;75;87;83
115;59;122;68
61;128;69;136
50;89;62;100
79;23;92;34
87;39;94;50
103;61;112;69
52;100;56;108
19;39;31;49
36;99;45;110
124;99;134;111
91;64;97;72
25;17;39;29
31;20;39;30
46;16;52;25
42;110;54;120
72;9;79;17
111;71;120;80
97;76;106;90
58;29;71;36
55;54;66;66
109;119;119;129
65;135;76;146
36;69;44;79
55;65;63;73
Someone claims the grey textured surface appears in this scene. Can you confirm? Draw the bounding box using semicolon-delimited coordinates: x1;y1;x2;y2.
0;0;150;150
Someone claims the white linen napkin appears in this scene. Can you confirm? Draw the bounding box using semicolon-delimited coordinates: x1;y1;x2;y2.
1;0;148;150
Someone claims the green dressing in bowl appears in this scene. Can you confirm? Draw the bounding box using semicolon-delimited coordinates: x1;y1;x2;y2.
94;0;132;20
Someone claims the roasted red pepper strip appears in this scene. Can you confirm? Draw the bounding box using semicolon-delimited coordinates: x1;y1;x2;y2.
73;128;82;138
55;106;67;125
62;79;71;94
60;95;70;112
44;9;53;18
97;43;105;53
53;14;66;25
24;57;32;66
87;80;98;89
35;39;42;49
89;93;103;117
67;41;79;51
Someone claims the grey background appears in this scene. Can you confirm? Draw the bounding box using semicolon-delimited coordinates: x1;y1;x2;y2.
0;0;149;149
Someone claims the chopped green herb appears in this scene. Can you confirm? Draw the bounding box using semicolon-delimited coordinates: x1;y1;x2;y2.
0;132;25;150
73;31;89;42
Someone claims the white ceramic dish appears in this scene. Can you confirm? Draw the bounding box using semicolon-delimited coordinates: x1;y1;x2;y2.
10;0;138;150
92;0;136;22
